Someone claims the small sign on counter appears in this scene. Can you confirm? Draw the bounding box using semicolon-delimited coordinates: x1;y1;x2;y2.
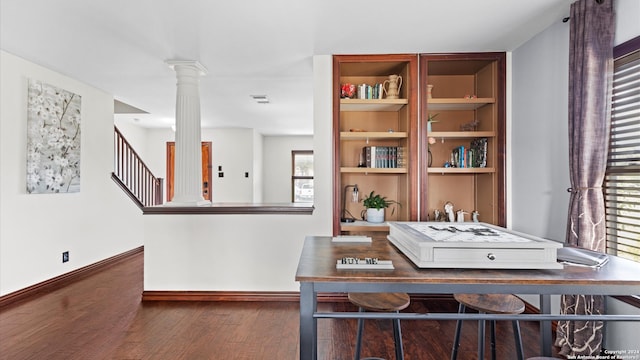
336;257;394;269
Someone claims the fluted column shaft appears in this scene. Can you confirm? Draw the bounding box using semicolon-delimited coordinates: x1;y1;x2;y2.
166;61;209;206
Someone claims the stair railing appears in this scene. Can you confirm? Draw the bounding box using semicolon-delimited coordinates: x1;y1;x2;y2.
112;126;163;208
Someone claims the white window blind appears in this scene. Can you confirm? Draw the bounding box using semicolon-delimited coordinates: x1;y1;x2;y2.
605;47;640;262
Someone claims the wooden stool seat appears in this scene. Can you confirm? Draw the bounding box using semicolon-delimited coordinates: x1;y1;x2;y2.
348;292;410;312
454;293;525;314
451;294;525;360
348;293;410;360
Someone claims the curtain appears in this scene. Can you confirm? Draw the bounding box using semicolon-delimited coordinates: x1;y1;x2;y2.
556;0;615;357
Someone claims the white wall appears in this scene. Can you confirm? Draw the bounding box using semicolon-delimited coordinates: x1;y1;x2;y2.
0;51;144;296
263;135;314;203
143;56;333;292
252;131;264;202
139;127;173;186
511;0;640;348
206;128;255;203
312;55;335;235
511;18;570;241
615;0;640;45
114;118;149;160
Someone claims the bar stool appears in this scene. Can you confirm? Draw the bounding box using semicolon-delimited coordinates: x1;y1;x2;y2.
348;292;410;360
451;294;525;360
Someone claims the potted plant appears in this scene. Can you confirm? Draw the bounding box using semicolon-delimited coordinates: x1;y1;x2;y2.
362;191;401;223
427;113;439;132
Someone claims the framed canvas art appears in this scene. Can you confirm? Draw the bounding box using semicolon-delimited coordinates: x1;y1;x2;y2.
26;79;81;194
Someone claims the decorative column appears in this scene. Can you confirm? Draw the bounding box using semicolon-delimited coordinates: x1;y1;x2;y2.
165;60;210;206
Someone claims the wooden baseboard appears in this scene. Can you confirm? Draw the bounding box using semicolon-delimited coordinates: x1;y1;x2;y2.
0;246;143;309
141;291;365;302
142;291;302;302
142;292;456;303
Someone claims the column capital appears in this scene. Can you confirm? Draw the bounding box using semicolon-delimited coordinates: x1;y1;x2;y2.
165;60;208;76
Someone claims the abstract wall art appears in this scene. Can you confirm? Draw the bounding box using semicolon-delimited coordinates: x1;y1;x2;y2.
26;79;82;194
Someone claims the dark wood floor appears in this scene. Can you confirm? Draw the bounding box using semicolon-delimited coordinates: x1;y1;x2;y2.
0;251;559;359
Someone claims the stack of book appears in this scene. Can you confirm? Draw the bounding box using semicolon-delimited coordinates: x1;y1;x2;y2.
362;146;404;168
450;138;487;168
356;83;384;99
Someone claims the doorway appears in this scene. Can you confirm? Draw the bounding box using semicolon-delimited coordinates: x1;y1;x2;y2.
166;142;212;202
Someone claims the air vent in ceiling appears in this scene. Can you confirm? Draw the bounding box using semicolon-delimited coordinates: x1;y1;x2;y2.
250;95;269;104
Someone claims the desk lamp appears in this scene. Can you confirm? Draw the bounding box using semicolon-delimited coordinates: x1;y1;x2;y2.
341;184;359;223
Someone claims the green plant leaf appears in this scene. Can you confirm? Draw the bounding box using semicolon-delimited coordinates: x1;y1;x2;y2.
362;190;401;211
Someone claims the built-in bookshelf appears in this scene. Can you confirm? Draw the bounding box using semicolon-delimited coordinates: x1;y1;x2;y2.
332;55;418;237
331;53;505;234
420;53;506;226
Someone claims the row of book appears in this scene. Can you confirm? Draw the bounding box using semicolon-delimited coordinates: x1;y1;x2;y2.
354;83;384;100
359;139;487;169
362;146;405;168
449;138;487;168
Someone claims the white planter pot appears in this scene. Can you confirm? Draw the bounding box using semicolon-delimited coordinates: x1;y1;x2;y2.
366;208;385;223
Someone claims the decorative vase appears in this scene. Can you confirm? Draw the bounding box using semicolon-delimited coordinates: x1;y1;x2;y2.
366;208;385;223
382;75;402;99
427;84;434;99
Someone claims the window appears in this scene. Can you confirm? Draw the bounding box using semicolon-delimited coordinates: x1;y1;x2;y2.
605;36;640;263
292;151;313;203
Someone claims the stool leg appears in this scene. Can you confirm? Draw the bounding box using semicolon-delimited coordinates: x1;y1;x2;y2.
478;312;485;360
511;320;524;360
451;303;465;360
354;307;365;360
490;320;496;360
392;310;404;360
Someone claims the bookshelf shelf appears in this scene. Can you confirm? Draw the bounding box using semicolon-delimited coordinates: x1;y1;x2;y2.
340;98;408;112
340;131;408;140
427;167;495;174
428;131;495;139
340;220;389;232
341;167;408;174
427;98;495;110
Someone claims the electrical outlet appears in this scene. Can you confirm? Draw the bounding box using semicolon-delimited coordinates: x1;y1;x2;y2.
62;251;69;263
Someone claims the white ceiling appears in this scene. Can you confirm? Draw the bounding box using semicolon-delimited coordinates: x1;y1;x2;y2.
0;0;572;135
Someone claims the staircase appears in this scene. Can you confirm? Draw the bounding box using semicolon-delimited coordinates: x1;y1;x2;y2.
112;126;163;208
